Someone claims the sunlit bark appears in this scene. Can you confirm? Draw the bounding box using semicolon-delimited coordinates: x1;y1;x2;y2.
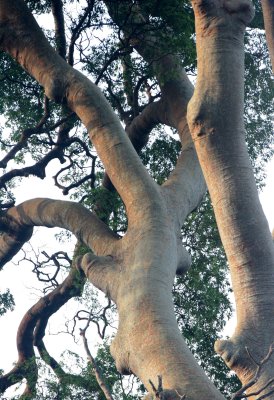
261;0;274;71
0;0;273;399
188;1;274;397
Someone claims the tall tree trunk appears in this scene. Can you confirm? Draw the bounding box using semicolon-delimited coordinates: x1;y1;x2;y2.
261;0;274;71
188;1;274;397
0;1;224;399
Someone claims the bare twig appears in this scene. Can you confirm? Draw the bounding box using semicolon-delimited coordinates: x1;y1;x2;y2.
149;375;163;398
148;376;186;399
68;0;95;66
80;323;114;400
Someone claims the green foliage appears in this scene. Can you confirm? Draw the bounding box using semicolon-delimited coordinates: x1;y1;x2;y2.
139;0;196;68
29;344;143;400
177;196;241;395
0;54;44;131
141;129;181;184
250;0;264;29
25;0;52;14
0;289;15;317
244;29;274;186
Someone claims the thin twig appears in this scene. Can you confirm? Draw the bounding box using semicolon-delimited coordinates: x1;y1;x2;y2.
80;326;114;400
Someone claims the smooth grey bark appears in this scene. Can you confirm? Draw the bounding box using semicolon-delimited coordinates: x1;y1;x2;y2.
0;2;223;399
188;0;274;397
0;0;273;399
0;198;118;268
104;0;207;226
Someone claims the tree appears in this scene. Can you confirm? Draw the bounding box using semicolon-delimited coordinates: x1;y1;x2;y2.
0;0;273;399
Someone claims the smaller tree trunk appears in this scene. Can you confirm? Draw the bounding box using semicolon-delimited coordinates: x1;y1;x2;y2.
188;1;274;397
261;0;274;71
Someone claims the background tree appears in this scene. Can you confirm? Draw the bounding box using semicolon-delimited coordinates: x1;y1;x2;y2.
0;0;273;399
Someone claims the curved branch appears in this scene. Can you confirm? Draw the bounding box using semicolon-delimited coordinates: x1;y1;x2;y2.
101;99;169;192
0;198;119;268
62;172;95;195
53;140;97;195
54;156;96;195
28;249;72;290
0;145;65;188
0;0;159;220
126;99;168;148
0;112;76;187
0;266;85;396
104;1;206;225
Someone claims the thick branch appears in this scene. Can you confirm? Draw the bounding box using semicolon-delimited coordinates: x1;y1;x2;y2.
0;0;160;221
188;0;274;394
101;99;169;192
231;344;274;399
0;198;118;268
79;253;120;302
126;99;167;147
104;1;206;225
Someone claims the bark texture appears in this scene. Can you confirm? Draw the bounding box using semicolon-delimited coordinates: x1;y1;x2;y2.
261;0;274;71
0;1;221;399
0;0;273;399
188;1;274;397
0;198;118;268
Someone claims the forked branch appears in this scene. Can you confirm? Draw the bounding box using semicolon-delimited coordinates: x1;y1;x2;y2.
0;0;159;217
147;375;186;400
104;0;206;225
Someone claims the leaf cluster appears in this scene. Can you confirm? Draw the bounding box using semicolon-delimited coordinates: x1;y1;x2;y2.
0;288;15;317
